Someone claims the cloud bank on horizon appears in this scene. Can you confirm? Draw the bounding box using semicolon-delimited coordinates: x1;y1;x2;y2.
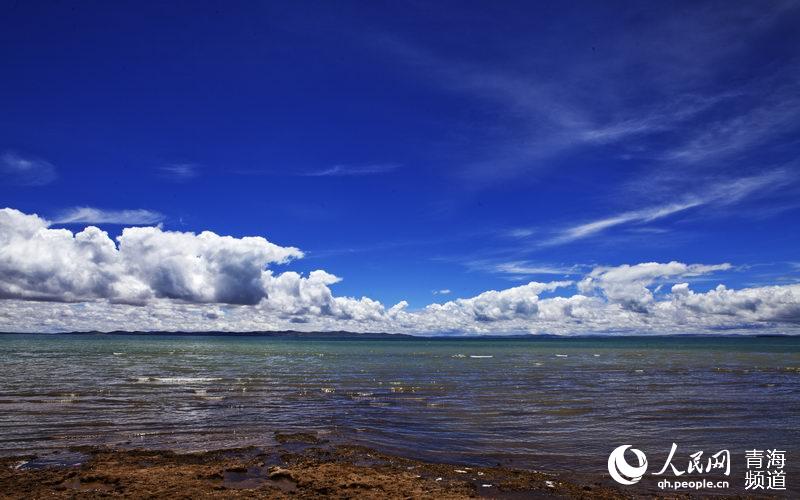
1;207;797;335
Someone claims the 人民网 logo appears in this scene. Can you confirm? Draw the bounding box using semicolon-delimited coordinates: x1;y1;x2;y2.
608;445;648;485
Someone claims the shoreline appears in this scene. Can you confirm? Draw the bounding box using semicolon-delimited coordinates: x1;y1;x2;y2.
0;432;633;499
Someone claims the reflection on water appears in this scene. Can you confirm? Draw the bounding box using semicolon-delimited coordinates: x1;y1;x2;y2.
0;334;798;491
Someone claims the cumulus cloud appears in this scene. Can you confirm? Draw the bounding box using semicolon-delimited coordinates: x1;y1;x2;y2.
0;208;302;305
1;151;57;186
426;281;571;323
116;225;303;304
54;207;165;225
1;207;799;335
578;261;732;312
670;282;800;324
260;269;385;321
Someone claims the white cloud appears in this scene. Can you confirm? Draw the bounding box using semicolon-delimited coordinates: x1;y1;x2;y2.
432;289;451;295
546;170;792;245
116;225;302;304
504;228;536;238
303;164;399;177
460;258;585;279
421;281;572;324
381;5;799;184
1;151;57;186
54;207;165;225
159;163;198;181
260;269;385;321
663;83;800;164
548;201;702;245
578;261;731;312
0;208;301;305
670;282;800;324
1;208;799;335
492;262;583;277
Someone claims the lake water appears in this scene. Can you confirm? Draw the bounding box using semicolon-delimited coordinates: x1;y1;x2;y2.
1;334;798;495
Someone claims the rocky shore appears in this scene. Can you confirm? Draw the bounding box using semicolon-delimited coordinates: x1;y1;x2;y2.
0;432;635;499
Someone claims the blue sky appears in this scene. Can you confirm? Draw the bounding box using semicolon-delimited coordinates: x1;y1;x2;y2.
1;1;799;334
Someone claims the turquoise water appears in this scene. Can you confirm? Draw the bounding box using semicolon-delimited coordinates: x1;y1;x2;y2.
1;334;798;493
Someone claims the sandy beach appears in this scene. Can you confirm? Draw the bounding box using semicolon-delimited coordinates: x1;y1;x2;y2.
0;432;637;499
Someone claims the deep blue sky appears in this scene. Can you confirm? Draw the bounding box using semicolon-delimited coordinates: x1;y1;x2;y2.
2;0;799;309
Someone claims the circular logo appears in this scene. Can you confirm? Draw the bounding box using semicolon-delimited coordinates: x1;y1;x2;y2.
608;445;648;485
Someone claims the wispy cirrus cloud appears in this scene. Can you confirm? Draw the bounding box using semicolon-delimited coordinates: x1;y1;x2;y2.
547;201;703;246
545;169;794;246
54;207;165;225
378;2;800;185
660;82;800;165
158;163;198;181
503;228;536;239
1;151;57;186
493;261;586;277
459;258;586;279
302;163;400;177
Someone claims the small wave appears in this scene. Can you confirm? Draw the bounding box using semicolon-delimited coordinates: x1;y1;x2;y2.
541;407;593;416
134;377;221;384
390;386;420;393
469;355;493;359
349;391;373;398
555;354;568;358
112;352;124;356
451;354;467;358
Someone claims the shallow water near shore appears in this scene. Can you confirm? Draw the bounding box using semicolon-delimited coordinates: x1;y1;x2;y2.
1;334;798;495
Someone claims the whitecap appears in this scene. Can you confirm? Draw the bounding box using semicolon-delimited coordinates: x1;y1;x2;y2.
469;355;493;358
555;354;568;358
135;377;221;384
